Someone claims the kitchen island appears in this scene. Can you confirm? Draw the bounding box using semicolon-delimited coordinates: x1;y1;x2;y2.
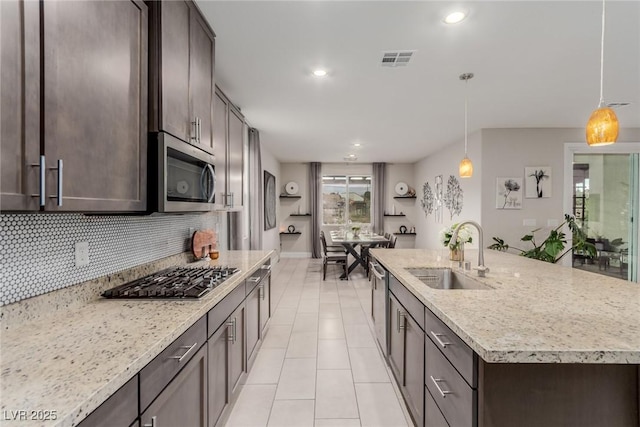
0;250;273;427
370;248;640;427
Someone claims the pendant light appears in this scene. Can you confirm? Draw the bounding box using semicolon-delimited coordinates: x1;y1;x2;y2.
459;73;474;178
586;0;618;146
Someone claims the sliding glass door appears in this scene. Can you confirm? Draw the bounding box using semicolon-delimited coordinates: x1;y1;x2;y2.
571;152;639;282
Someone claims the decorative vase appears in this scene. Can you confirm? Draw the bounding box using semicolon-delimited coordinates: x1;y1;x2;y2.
449;247;464;261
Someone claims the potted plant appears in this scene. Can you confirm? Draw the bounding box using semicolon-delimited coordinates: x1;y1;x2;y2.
440;223;472;261
351;225;361;238
488;214;596;263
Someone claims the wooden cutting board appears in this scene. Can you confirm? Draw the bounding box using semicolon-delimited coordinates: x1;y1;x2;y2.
192;229;217;259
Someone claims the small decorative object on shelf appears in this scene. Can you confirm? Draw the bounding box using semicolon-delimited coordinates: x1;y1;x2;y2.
410;226;416;233
395;182;409;196
285;181;299;195
288;225;295;233
351;226;361;237
440;223;472;261
399;225;407;234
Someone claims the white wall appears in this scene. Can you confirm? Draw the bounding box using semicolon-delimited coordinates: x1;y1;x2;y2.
261;144;281;259
386;164;416;248
280;163;311;257
413;131;483;250
480;128;640;253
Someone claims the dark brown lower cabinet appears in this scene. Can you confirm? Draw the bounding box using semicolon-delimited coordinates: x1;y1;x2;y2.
208;323;229;427
246;282;261;369
259;272;271;336
140;344;207;427
388;292;424;427
424;387;448;427
229;303;245;395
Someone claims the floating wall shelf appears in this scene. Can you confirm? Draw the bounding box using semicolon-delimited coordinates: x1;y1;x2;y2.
393;232;417;236
290;214;311;217
384;214;406;217
279;232;302;235
393;195;416;199
279;195;301;199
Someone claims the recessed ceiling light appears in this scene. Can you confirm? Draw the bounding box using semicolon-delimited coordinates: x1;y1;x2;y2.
313;69;327;77
353;143;361;147
444;11;467;24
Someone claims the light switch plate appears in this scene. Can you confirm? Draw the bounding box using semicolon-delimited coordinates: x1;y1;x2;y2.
547;219;560;227
523;219;537;227
75;242;89;267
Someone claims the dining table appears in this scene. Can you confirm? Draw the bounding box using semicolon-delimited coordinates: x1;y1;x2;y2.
329;231;390;279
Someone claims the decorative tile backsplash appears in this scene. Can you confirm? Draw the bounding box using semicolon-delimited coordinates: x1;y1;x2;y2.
0;213;220;306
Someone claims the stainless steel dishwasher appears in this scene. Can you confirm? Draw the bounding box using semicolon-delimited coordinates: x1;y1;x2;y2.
369;258;388;355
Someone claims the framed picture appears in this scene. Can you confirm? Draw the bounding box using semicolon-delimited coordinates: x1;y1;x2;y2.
496;177;523;209
264;170;276;230
525;166;552;198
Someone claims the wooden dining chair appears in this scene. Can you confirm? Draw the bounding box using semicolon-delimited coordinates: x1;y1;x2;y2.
320;232;348;280
388;234;398;249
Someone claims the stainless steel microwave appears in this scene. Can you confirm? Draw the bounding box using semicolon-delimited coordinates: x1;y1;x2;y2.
151;132;218;212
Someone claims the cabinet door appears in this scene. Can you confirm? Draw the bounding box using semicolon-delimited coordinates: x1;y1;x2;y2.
387;293;405;384
159;0;190;142
208;324;228;427
227;108;244;208
1;0;41;211
42;0;147;212
78;375;138;427
404;314;424;427
140;344;208;427
212;90;228;205
189;8;215;153
228;303;245;395
259;274;271;336
246;282;261;369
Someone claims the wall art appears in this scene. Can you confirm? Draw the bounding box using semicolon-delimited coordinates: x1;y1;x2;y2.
420;181;434;216
525;166;552;198
443;175;463;219
264;170;276;230
434;175;444;223
496;177;523;209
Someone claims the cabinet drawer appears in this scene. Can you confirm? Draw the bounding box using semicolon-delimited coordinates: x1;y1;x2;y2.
140;316;207;411
425;386;449;427
389;275;424;330
425;308;476;387
78;375;138;427
425;337;475;427
245;269;262;295
208;281;245;337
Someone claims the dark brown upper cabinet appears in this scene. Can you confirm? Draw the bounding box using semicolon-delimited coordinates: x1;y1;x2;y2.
149;0;215;154
213;88;244;209
1;0;148;212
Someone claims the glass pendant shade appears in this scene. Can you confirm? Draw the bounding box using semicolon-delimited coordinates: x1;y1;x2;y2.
459;156;473;178
586;106;619;146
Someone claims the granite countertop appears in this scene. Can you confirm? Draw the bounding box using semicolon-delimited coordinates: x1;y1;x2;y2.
370;248;640;365
0;250;273;427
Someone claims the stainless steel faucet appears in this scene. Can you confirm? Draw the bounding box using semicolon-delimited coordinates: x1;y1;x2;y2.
450;220;489;277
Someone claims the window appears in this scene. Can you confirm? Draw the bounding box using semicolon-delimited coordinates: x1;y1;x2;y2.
322;175;371;225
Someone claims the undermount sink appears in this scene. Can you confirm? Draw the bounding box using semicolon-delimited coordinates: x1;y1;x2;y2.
405;268;492;290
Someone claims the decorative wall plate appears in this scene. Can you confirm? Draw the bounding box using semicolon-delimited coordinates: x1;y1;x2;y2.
399;225;407;234
395;182;408;196
285;181;299;195
288;224;296;233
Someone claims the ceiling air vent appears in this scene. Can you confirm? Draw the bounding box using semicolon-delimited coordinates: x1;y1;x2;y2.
381;51;415;67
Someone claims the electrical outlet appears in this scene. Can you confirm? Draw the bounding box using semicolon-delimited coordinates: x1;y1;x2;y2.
523;219;537;227
75;242;89;267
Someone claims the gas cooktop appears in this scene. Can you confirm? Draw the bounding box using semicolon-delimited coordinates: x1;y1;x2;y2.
102;266;239;299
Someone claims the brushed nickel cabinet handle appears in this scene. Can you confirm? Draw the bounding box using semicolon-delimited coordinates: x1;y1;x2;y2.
30;155;46;207
49;159;63;206
143;415;157;427
430;376;453;398
430;331;452;349
168;342;197;362
259;284;264;300
226;320;234;342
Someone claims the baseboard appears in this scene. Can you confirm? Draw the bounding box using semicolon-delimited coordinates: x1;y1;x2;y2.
280;252;312;258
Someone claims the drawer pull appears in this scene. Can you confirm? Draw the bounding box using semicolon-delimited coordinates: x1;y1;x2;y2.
248;276;261;283
430;376;453;398
261;264;272;271
169;342;198;362
396;309;406;332
430;331;452;348
143;415;157;427
259;284;265;300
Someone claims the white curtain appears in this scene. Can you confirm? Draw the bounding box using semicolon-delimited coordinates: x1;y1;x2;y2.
372;163;386;235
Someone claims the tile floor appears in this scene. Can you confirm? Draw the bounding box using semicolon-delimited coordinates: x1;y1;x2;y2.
223;258;411;427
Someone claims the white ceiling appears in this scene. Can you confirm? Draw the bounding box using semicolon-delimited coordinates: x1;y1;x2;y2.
196;1;640;164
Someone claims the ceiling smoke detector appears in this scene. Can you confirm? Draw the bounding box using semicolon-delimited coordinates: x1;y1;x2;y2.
381;51;415;67
343;154;358;162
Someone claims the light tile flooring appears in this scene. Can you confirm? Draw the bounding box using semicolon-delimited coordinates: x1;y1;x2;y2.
224;258;411;427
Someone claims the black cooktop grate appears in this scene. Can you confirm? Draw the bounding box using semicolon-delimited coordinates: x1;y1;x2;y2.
102;266;239;299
